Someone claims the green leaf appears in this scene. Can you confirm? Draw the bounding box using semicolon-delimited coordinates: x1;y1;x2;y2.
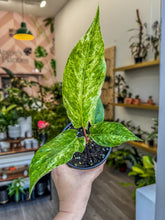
143;156;154;169
62;6;106;129
29;129;86;196
34;46;48;58
1;67;14;78
132;166;144;174
34;60;44;72
89;122;141;147
92;98;104;124
50;59;56;76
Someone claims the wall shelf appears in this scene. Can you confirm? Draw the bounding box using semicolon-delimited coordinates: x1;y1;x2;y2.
0;173;29;183
127;141;157;154
0;146;39;156
114;60;160;72
112;103;159;110
0;73;43;77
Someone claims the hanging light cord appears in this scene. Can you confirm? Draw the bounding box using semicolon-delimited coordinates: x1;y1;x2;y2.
22;0;24;21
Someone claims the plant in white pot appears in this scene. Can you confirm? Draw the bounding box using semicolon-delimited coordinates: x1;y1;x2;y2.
29;7;141;196
7;108;21;140
0;104;18;140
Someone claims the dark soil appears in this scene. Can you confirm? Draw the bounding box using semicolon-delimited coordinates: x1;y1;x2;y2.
66;124;111;169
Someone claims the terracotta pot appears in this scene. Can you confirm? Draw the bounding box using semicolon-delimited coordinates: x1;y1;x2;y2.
147;99;154;105
133;98;141;105
125;97;133;104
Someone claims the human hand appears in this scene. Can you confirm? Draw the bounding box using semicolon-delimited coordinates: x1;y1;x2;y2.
52;163;105;220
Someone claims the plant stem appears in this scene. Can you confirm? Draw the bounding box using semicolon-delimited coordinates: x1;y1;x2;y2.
83;127;88;143
136;9;143;58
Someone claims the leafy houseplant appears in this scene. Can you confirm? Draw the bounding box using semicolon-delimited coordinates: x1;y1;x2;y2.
8;178;25;202
29;7;140;196
107;147;142;172
121;155;155;201
146;21;161;60
115;74;129;103
146;118;158;147
129;9;150;63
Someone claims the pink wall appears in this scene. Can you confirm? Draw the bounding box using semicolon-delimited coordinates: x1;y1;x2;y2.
0;11;55;86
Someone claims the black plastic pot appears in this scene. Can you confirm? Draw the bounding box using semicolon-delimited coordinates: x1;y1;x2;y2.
119;163;127;172
64;123;112;170
117;96;124;103
39;133;47;146
0;186;8;204
134;57;143;64
36;181;46;196
148;139;154;147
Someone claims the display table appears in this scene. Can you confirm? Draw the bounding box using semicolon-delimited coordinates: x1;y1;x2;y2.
136;184;156;220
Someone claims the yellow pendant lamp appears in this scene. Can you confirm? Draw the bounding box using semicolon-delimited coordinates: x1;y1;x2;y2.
14;0;34;41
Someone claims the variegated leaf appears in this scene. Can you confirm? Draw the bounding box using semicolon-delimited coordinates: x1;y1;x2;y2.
29;129;86;196
62;7;106;129
92;98;104;124
90;122;141;147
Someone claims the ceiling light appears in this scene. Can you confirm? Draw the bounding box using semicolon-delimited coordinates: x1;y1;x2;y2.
14;0;34;41
40;0;46;8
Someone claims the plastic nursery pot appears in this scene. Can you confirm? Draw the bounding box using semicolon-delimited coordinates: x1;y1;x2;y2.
64;123;112;170
0;186;8;204
117;96;124;103
134;57;143;64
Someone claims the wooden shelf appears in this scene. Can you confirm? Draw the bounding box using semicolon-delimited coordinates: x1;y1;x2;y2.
0;146;39;156
112;103;159;110
0;173;29;182
0;73;43;77
114;60;160;72
127;141;157;154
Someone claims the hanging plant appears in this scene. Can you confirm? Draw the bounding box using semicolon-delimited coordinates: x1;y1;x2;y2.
50;59;56;76
34;46;48;58
43;17;54;33
34;60;44;72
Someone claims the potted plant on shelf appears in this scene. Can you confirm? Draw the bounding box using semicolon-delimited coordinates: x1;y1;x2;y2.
147;96;154;105
125;92;133;104
133;95;141;105
115;74;129;103
8;178;25;202
107;147;142;172
29;7;140;196
38;120;50;146
146;119;158;147
0;185;9;204
129;9;150;63
134;126;143;139
146;21;161;60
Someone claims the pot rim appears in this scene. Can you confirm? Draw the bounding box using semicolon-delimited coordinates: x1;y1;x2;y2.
63;123;111;170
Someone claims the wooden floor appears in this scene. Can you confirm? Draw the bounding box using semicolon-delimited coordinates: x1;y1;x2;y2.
0;165;135;220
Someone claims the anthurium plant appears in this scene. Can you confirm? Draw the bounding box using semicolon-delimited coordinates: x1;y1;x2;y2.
29;7;140;196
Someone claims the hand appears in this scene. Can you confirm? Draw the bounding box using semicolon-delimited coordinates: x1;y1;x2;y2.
52;163;105;220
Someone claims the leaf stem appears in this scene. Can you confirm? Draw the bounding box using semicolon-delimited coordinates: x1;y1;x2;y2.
83;127;88;143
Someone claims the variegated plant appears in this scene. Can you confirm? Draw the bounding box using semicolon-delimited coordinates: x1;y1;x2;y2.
29;7;140;196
